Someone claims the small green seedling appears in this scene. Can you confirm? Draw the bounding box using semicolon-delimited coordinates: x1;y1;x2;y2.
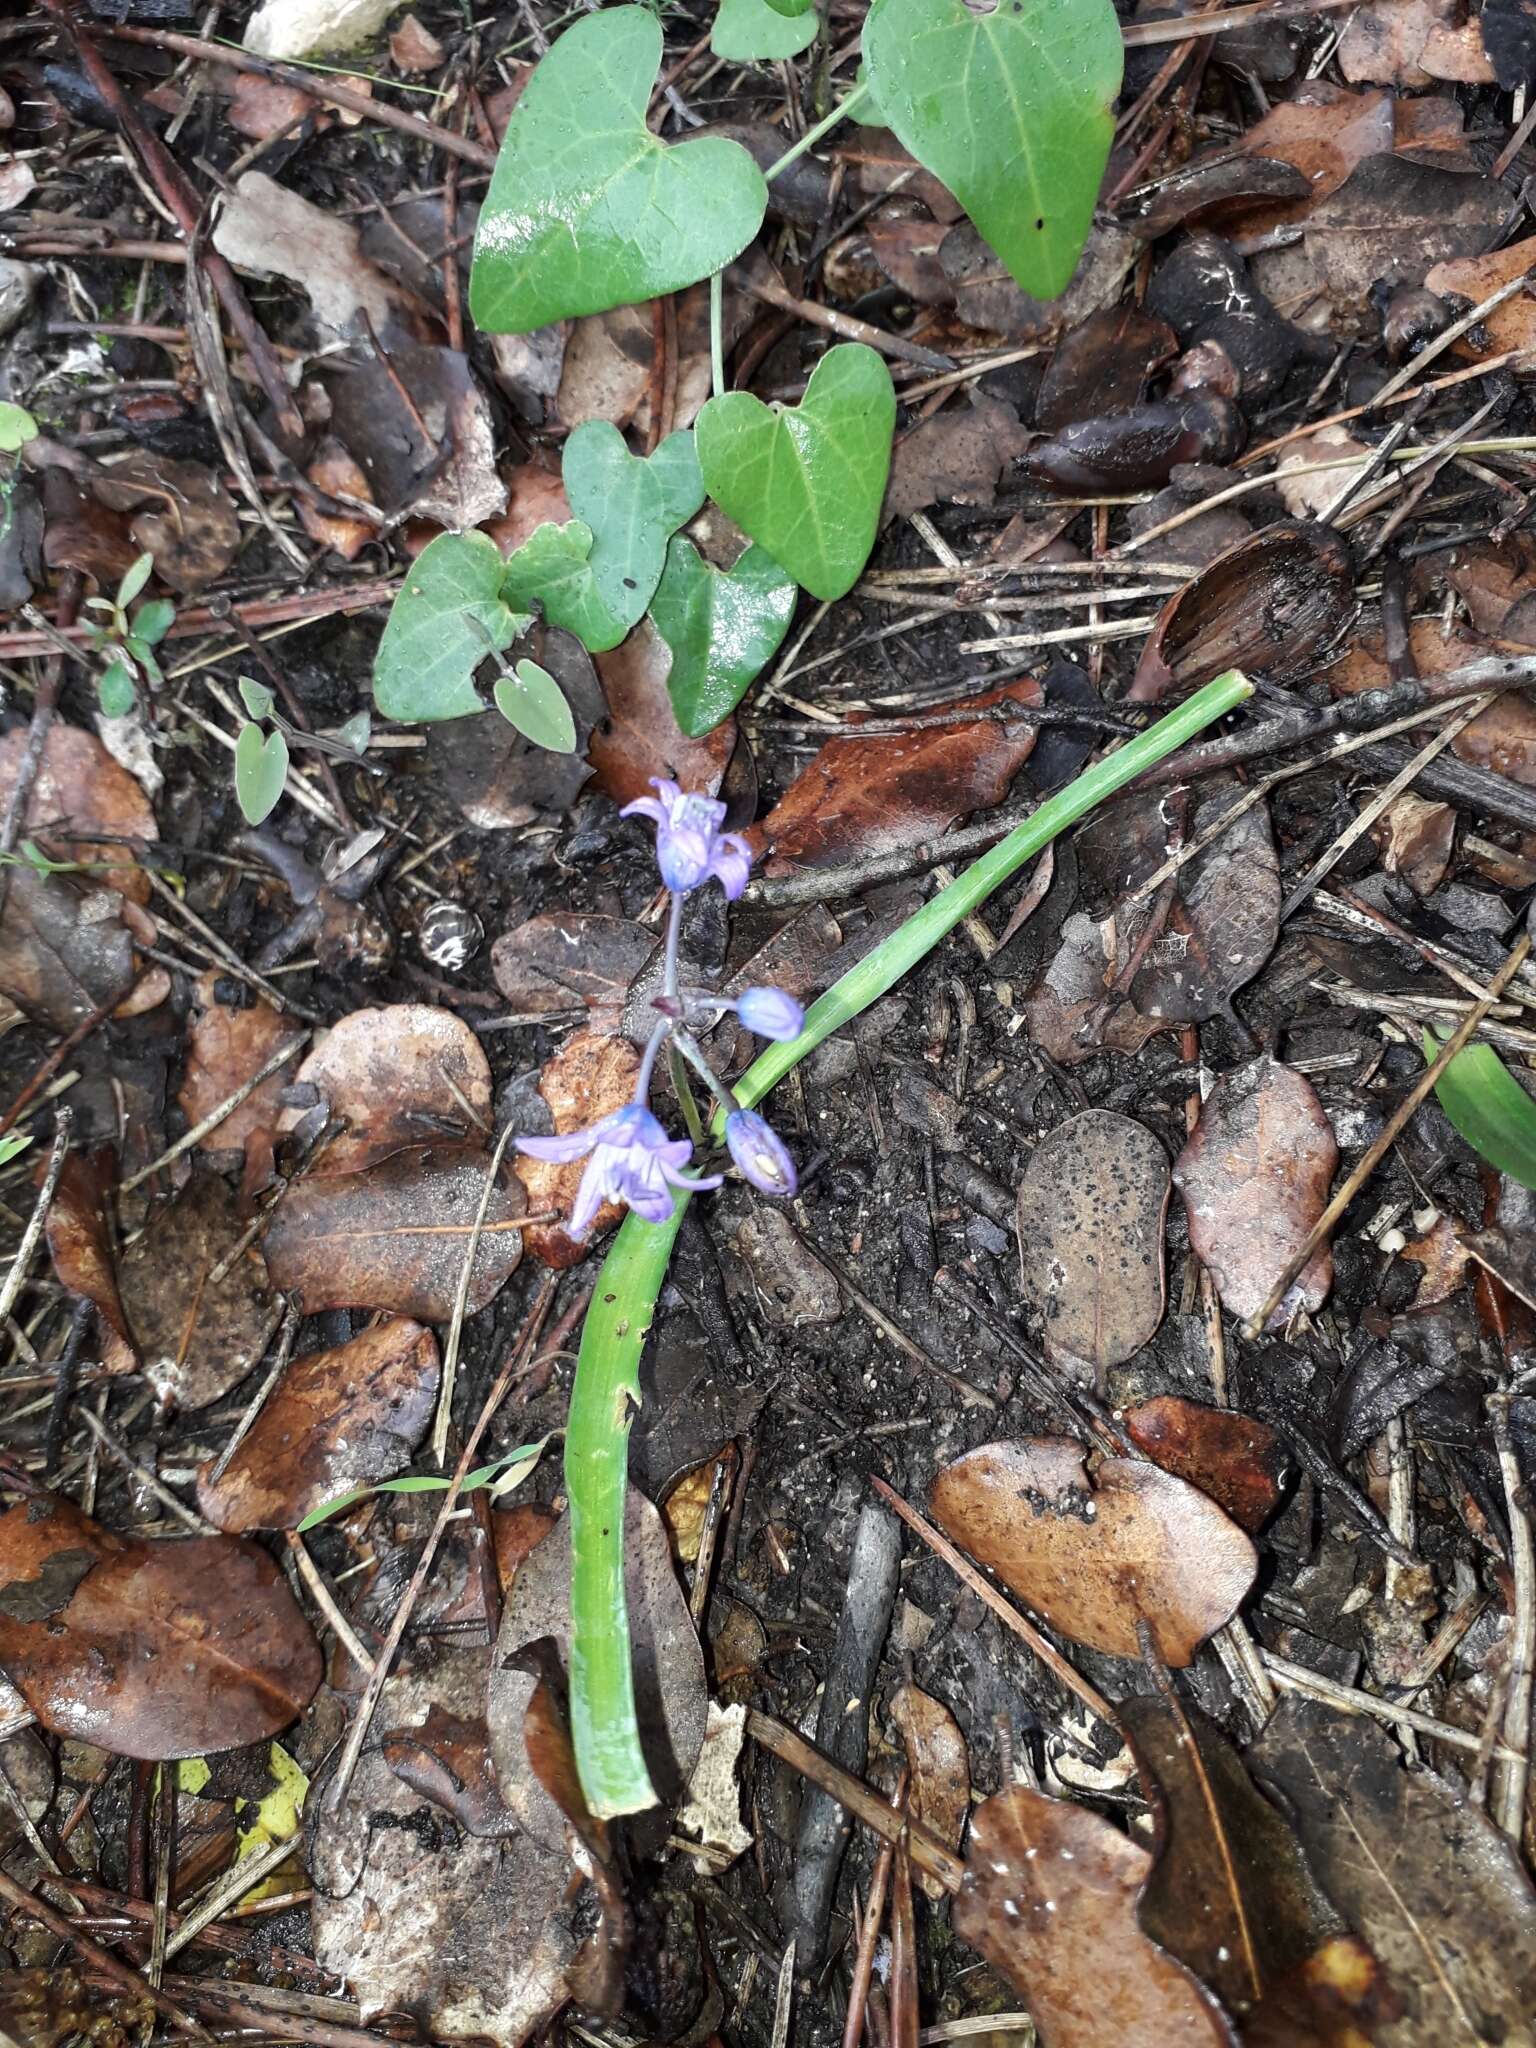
0;1133;33;1169
1424;1032;1536;1191
297;1436;549;1531
234;677;290;827
711;0;818;62
493;660;578;753
83;552;176;718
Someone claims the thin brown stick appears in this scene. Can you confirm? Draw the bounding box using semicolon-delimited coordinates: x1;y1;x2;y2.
0;1866;215;2041
843;1815;899;2048
867;1476;1118;1730
1245;930;1534;1334
1490;1395;1534;1840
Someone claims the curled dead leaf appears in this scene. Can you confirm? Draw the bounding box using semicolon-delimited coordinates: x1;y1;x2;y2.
43;1148;135;1375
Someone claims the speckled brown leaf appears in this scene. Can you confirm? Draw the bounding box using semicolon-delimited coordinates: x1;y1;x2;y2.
0;724;157;905
487;1491;707;1847
750;677;1041;873
196;1318;439;1532
1251;1699;1536;2046
1133;786;1281;1025
952;1781;1233;2048
1019;1110;1169;1385
888;1683;969;1901
284;1003;492;1175
263;1143;525;1319
1022;911;1167;1068
1123;1691;1393;2043
0;865;139;1032
0;1493;320;1760
930;1438;1257;1665
588;617;734;808
518;1031;640;1267
313;1647;576;2047
1129;522;1354;703
179;973;303;1165
118;1169;279;1411
44;1148;134;1375
1175;1055;1338;1326
98;452;242;595
1123;1396;1287;1533
491;914;654;1033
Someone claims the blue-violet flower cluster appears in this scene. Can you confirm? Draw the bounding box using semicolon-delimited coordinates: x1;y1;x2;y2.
517;779;804;1238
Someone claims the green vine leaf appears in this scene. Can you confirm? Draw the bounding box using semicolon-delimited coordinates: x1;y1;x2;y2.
712;0;818;61
500;521;626;653
0;403;38;454
862;0;1122;301
234;722;289;826
652;538;798;737
1423;1033;1536;1190
760;0;817;16
695;343;895;602
469;6;768;334
494;659;579;754
374;531;529;722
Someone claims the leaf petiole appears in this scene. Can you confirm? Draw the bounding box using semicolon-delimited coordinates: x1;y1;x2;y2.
762;78;874;182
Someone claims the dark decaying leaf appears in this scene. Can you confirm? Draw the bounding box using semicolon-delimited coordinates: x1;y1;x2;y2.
1328;1334;1460;1459
263;1143;525;1319
588;616;735;807
1301;155;1506;306
0;1493;320;1760
1174;1054;1338;1326
487;1491;707;1846
883;394;1032;519
1126;153;1311;238
491;913;654;1032
0;864;140;1030
952;1781;1233;2048
425;626;603;830
750;677;1041;872
1480;0;1536;88
44;1148;135;1375
1129;522;1354;703
1035;304;1178;428
1026;397;1244;494
1018;1109;1169;1384
1123;1396;1287;1533
99;451;241;593
178;974;302;1164
285;1003;492;1175
196;1318;439;1532
313;1648;577;2046
117;1168;279;1411
382;1702;519;1837
930;1438;1257;1666
1123;1691;1394;2043
888;1682;969;1902
1250;1699;1536;2045
518;1031;640;1267
1022;909;1167;1067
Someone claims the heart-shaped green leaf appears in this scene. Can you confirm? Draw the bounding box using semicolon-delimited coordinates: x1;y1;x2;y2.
0;403;38;454
494;659;579;754
238;676;276;722
500;521;626;653
863;0;1122;301
234;722;290;826
374;532;529;721
652;538;798;737
469;6;768;335
712;0;818;61
695;344;895;602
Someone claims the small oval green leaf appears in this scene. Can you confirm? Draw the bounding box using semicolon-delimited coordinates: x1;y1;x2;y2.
0;403;39;454
238;675;277;722
133;598;177;647
1423;1033;1536;1191
117;551;155;610
98;661;137;720
494;658;579;754
234;721;290;826
713;0;818;61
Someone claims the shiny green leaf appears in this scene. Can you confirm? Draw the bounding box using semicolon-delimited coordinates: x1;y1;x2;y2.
1423;1033;1536;1191
494;658;579;753
117;551;154;610
562;421;705;635
0;1133;33;1168
98;661;136;720
712;0;818;60
500;520;625;652
862;0;1122;300
469;6;768;334
234;722;289;826
132;598;176;647
652;537;798;736
237;676;276;722
695;343;895;601
373;531;528;721
761;0;817;17
0;403;38;454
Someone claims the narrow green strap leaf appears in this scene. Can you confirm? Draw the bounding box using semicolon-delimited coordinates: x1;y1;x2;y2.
1423;1033;1536;1190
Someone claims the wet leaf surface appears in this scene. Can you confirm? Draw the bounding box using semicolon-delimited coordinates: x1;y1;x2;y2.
1174;1054;1339;1327
1035;305;1179;429
382;1700;519;1837
930;1438;1257;1665
0;1493;320;1759
1251;1699;1536;2044
284;1002;492;1175
178;973;302;1165
1018;1109;1169;1384
888;1682;969;1901
196;1318;439;1532
1122;1396;1287;1532
117;1168;279;1412
491;913;654;1032
263;1143;525;1319
952;1780;1233;2047
588;616;735;807
0;724;156;906
0;863;140;1031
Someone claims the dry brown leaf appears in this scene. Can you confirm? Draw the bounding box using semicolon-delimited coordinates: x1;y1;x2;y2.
284;1002;492;1175
589;618;735;807
491;914;654;1032
263;1143;526;1320
1325;617;1536;787
1425;235;1536;355
1302;156;1505;307
1174;1054;1338;1327
555;303;653;429
43;1148;135;1376
1372;791;1456;896
97;453;242;596
1228;86;1393;238
0;724;156;906
225;70;322;141
296;438;377;560
1400;1213;1470;1305
519;1031;641;1266
0;1493;320;1760
888;1683;969;1902
1122;1396;1287;1533
1035;305;1178;430
1018;1109;1169;1386
389;11;444;70
1275;425;1372;520
952;1781;1233;2047
883;394;1032;520
196;1318;439;1532
179;973;303;1164
1339;0;1494;85
930;1438;1257;1665
0;865;139;1031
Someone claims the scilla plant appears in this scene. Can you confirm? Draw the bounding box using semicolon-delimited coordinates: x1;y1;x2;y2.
362;0;1199;1813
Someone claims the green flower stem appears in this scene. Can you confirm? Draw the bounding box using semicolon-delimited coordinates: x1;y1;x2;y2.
763;78;873;182
566;668;1253;1816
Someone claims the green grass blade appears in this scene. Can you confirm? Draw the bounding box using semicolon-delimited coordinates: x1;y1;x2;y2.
1424;1033;1536;1190
566;669;1253;1815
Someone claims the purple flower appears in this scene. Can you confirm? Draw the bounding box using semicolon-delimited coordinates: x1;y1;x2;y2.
724;1110;797;1198
733;987;805;1042
621;778;752;899
518;1104;720;1237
